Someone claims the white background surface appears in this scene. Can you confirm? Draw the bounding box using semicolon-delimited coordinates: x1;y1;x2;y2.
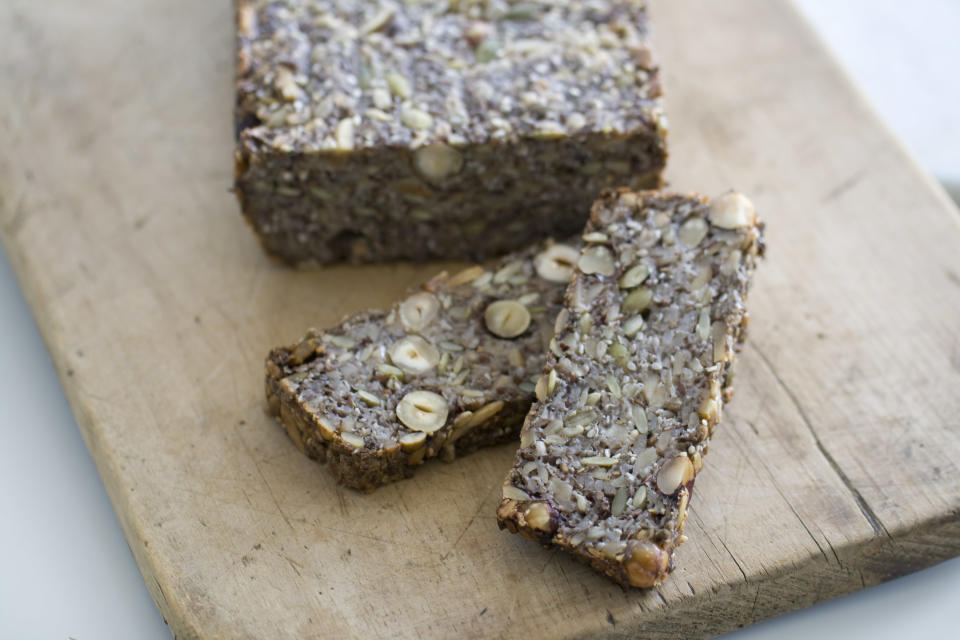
1;1;958;638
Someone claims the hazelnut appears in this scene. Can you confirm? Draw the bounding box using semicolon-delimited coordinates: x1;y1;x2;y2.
523;502;554;532
625;541;670;588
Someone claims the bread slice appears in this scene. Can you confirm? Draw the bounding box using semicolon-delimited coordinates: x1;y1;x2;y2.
265;237;580;491
496;190;763;587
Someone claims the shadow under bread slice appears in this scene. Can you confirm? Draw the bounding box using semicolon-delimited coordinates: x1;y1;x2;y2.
497;189;764;587
266;237;581;492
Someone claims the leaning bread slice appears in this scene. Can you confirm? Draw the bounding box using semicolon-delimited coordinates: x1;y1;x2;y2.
497;190;764;587
266;237;580;492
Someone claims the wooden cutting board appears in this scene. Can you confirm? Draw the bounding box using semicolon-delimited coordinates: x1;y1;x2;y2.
2;0;959;638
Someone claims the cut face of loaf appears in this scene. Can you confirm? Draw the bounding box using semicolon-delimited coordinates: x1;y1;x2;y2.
497;190;764;588
266;237;580;492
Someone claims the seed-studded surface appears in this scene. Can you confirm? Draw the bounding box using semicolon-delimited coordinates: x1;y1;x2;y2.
266;237;580;491
497;190;764;587
234;0;666;264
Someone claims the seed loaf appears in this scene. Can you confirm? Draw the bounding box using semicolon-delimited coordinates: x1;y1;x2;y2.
234;0;666;264
266;237;581;491
496;190;764;587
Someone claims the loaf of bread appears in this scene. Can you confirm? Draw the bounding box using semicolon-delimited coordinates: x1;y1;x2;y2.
234;0;666;264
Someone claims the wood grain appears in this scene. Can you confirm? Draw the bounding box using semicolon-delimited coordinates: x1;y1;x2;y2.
2;0;960;638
